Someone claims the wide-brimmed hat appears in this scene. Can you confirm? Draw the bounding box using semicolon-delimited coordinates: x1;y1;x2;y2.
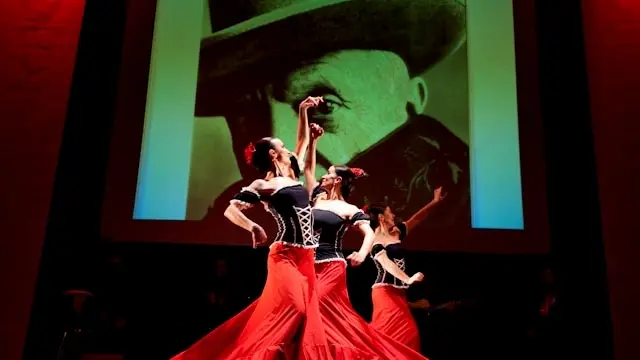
198;0;466;85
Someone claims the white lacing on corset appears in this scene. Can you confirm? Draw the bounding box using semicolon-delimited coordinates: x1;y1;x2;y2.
392;258;408;288
293;205;315;247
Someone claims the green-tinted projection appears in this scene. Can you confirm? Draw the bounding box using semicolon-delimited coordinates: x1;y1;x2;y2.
134;0;524;233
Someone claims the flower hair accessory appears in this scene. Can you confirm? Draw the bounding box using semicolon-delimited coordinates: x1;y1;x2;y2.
244;142;256;166
349;167;365;177
361;204;369;212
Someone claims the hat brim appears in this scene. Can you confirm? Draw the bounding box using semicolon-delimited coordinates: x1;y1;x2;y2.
197;0;466;94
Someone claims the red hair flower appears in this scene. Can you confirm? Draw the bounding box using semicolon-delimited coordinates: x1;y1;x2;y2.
350;167;365;177
244;142;256;166
361;205;369;213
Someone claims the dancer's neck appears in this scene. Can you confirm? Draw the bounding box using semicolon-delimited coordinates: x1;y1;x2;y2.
327;187;344;201
375;223;392;236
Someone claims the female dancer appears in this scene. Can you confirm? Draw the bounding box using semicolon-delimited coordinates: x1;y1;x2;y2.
304;123;429;359
171;97;333;360
365;188;445;352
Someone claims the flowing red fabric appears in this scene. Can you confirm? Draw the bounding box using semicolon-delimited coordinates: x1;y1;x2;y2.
371;286;422;352
171;243;332;359
316;261;428;359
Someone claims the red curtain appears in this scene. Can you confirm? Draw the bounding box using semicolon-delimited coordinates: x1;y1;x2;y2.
582;2;640;360
0;1;85;359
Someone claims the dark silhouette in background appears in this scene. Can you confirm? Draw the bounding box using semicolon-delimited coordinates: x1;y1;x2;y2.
70;244;555;360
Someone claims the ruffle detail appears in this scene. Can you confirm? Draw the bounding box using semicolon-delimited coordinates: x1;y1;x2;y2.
314;257;347;265
269;240;318;249
240;186;259;196
372;282;410;289
230;199;253;210
351;219;370;227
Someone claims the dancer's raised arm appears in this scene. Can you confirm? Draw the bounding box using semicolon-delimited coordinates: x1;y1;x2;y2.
304;123;324;195
294;96;323;167
403;187;446;234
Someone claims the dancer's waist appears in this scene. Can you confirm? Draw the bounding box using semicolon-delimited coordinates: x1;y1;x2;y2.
269;240;318;249
315;245;345;263
372;281;409;290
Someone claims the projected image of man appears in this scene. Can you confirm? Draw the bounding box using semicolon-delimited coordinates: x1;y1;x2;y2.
194;0;470;236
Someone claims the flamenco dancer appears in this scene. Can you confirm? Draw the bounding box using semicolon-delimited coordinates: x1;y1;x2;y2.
304;123;430;359
171;97;334;359
365;187;446;352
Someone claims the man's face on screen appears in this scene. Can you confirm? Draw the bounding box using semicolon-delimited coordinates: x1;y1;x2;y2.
266;50;414;168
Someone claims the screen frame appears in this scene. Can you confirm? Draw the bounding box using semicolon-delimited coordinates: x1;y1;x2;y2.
102;0;549;254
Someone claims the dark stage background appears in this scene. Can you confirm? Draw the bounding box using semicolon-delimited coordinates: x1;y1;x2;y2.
0;0;638;359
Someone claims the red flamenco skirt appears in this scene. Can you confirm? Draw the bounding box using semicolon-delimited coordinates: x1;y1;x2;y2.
316;260;428;359
371;285;421;352
172;242;332;360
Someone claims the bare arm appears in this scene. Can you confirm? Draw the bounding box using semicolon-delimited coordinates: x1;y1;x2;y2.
224;180;264;232
404;187;446;234
346;206;374;266
354;221;375;257
374;251;413;283
404;201;438;234
304;137;320;195
294;97;323;168
224;204;258;232
294;108;310;163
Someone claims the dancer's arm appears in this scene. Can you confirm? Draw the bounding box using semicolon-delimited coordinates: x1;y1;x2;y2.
370;244;424;285
294;96;323;167
304;123;324;195
346;210;374;266
224;180;268;248
404;187;446;234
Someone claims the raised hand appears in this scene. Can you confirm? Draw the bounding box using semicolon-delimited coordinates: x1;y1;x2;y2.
299;96;323;110
310;123;325;140
433;186;447;202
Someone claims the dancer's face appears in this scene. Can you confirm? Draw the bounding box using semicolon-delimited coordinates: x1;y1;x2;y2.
320;165;342;190
379;206;396;229
269;138;292;166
